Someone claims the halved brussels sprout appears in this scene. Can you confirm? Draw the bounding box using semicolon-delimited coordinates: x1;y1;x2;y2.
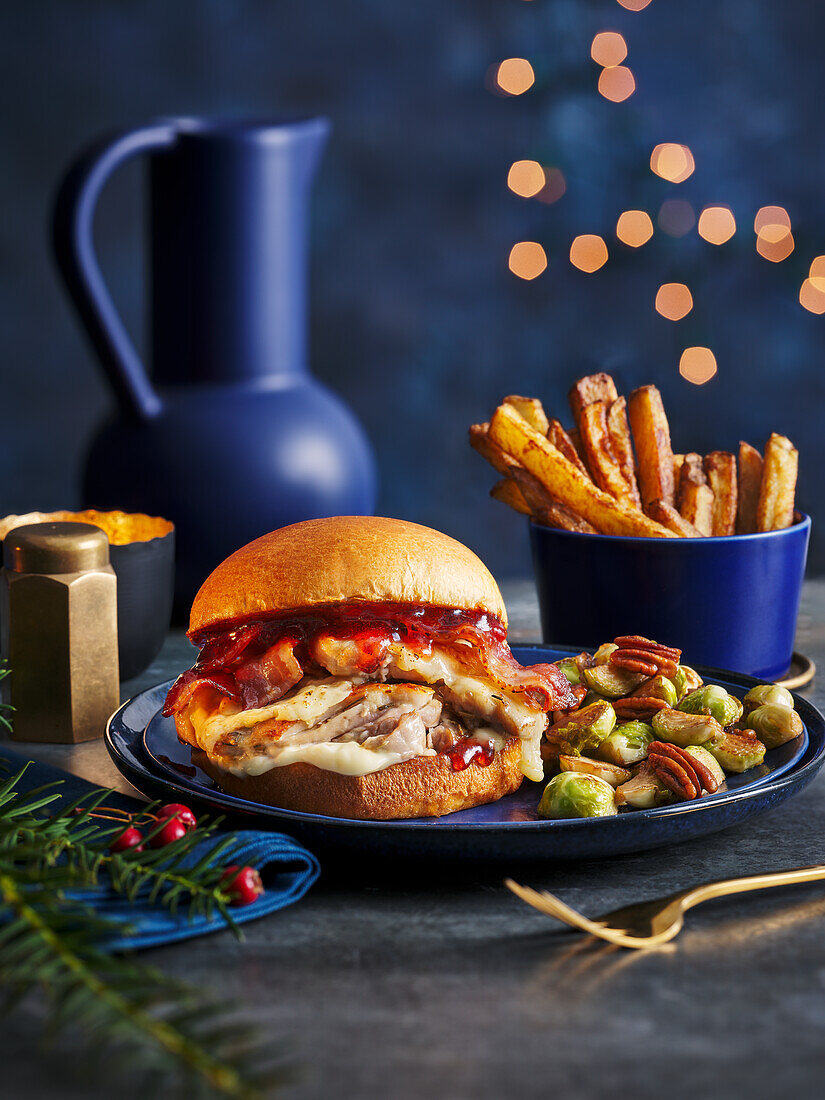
742;684;795;719
556;657;583;685
547;701;617;757
629;673;678;706
678;685;743;727
745;704;804;749
538;772;618;819
558;754;632;787
614;763;674;809
593;642;619;665
683;745;726;790
582;664;647;699
707;730;766;773
596;721;655;766
673;665;703;701
651;708;723;748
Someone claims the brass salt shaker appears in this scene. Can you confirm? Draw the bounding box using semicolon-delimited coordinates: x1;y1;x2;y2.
1;522;120;742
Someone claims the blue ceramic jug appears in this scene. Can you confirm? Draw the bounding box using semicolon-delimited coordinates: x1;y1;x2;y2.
52;117;376;608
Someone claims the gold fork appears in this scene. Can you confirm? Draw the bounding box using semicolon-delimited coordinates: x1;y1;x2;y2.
506;864;825;949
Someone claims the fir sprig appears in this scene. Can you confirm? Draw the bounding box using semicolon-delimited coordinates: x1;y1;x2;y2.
0;659;14;734
0;760;289;1097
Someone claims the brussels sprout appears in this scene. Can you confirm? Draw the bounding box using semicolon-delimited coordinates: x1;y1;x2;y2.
558;753;632;787
582;664;647;699
683;745;726;790
742;684;795;719
707;730;766;774
615;763;674;810
547;701;617;756
651;708;723;748
678;685;743;727
596;721;655;766
556;657;583;685
673;665;703;700
593;642;619;665
538;772;618;819
629;674;678;707
746;704;804;749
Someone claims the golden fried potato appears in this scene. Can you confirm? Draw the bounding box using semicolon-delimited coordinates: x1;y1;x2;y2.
736;441;763;535
757;433;798;531
579;401;637;508
677;454;713;536
647;499;703;537
606;396;641;507
548;419;591;479
568;373;619;425
704;452;737;536
490;478;531;515
503;395;550;436
627;385;675;510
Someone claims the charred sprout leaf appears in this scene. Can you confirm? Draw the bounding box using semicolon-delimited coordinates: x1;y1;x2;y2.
581;664;646;699
742;684;795;719
538;772;617;819
615;763;674;809
746;704;804;749
547;701;617;757
556;657;582;685
596;721;654;766
683;745;726;789
678;685;743;727
707;729;767;773
593;642;619;665
558;754;632;787
651;708;723;748
673;665;703;700
629;673;678;706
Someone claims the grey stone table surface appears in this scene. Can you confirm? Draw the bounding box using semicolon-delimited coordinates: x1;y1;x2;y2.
7;579;825;1100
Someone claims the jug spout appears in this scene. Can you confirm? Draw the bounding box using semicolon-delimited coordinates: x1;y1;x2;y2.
150;116;330;386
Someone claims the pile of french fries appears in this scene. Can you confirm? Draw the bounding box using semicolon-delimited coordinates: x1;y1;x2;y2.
470;373;799;538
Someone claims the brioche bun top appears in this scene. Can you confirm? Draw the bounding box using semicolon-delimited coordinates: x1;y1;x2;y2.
189;516;507;636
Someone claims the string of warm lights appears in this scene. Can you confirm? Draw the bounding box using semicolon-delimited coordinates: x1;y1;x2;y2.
497;0;822;388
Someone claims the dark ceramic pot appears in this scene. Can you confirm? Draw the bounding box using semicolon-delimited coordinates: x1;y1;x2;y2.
529;514;811;680
109;527;175;680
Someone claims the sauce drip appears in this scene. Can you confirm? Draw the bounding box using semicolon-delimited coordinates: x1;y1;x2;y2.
444;737;495;771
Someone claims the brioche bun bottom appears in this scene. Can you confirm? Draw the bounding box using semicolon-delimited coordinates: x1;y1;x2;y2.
192;737;524;820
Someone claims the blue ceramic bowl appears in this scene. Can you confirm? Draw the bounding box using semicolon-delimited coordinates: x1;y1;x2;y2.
529;514;811;680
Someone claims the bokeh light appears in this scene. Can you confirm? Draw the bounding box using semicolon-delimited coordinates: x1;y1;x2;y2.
680;347;718;385
616;210;654;247
697;205;736;245
800;278;825;314
658;199;695;237
754;206;791;234
509;241;547;280
495;58;536;96
507;160;545;198
617;0;653;9
570;235;608;273
598;66;636;102
656;283;693;321
591;32;627;67
756;226;794;262
650;143;695;183
810;256;825;279
536;167;567;204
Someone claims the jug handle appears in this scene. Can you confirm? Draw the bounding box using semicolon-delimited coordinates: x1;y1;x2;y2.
52;124;178;421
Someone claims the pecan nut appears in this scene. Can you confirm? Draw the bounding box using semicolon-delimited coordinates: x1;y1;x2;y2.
647;740;719;801
609;635;682;679
614;696;670;720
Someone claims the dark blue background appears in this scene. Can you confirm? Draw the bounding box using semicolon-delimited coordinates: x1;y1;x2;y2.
1;1;822;580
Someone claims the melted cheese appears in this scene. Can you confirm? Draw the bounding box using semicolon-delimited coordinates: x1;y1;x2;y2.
223;740;434;778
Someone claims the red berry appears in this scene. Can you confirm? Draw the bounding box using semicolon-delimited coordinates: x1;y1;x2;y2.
150;817;189;848
220;865;265;907
110;825;144;854
156;803;197;831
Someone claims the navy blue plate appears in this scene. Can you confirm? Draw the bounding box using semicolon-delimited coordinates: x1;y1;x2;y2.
105;646;825;861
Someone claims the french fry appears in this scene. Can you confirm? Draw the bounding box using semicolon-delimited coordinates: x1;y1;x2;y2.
678;454;714;536
488;404;674;538
568;373;619;425
568;426;586;465
506;464;597;533
469;423;514;477
704;452;737;536
606;397;641;507
628;385;675;510
579;401;637;507
490;478;531;516
736;441;764;535
757;433;798;531
647;499;703;537
548;419;591;478
503;395;550;436
673;453;685;486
